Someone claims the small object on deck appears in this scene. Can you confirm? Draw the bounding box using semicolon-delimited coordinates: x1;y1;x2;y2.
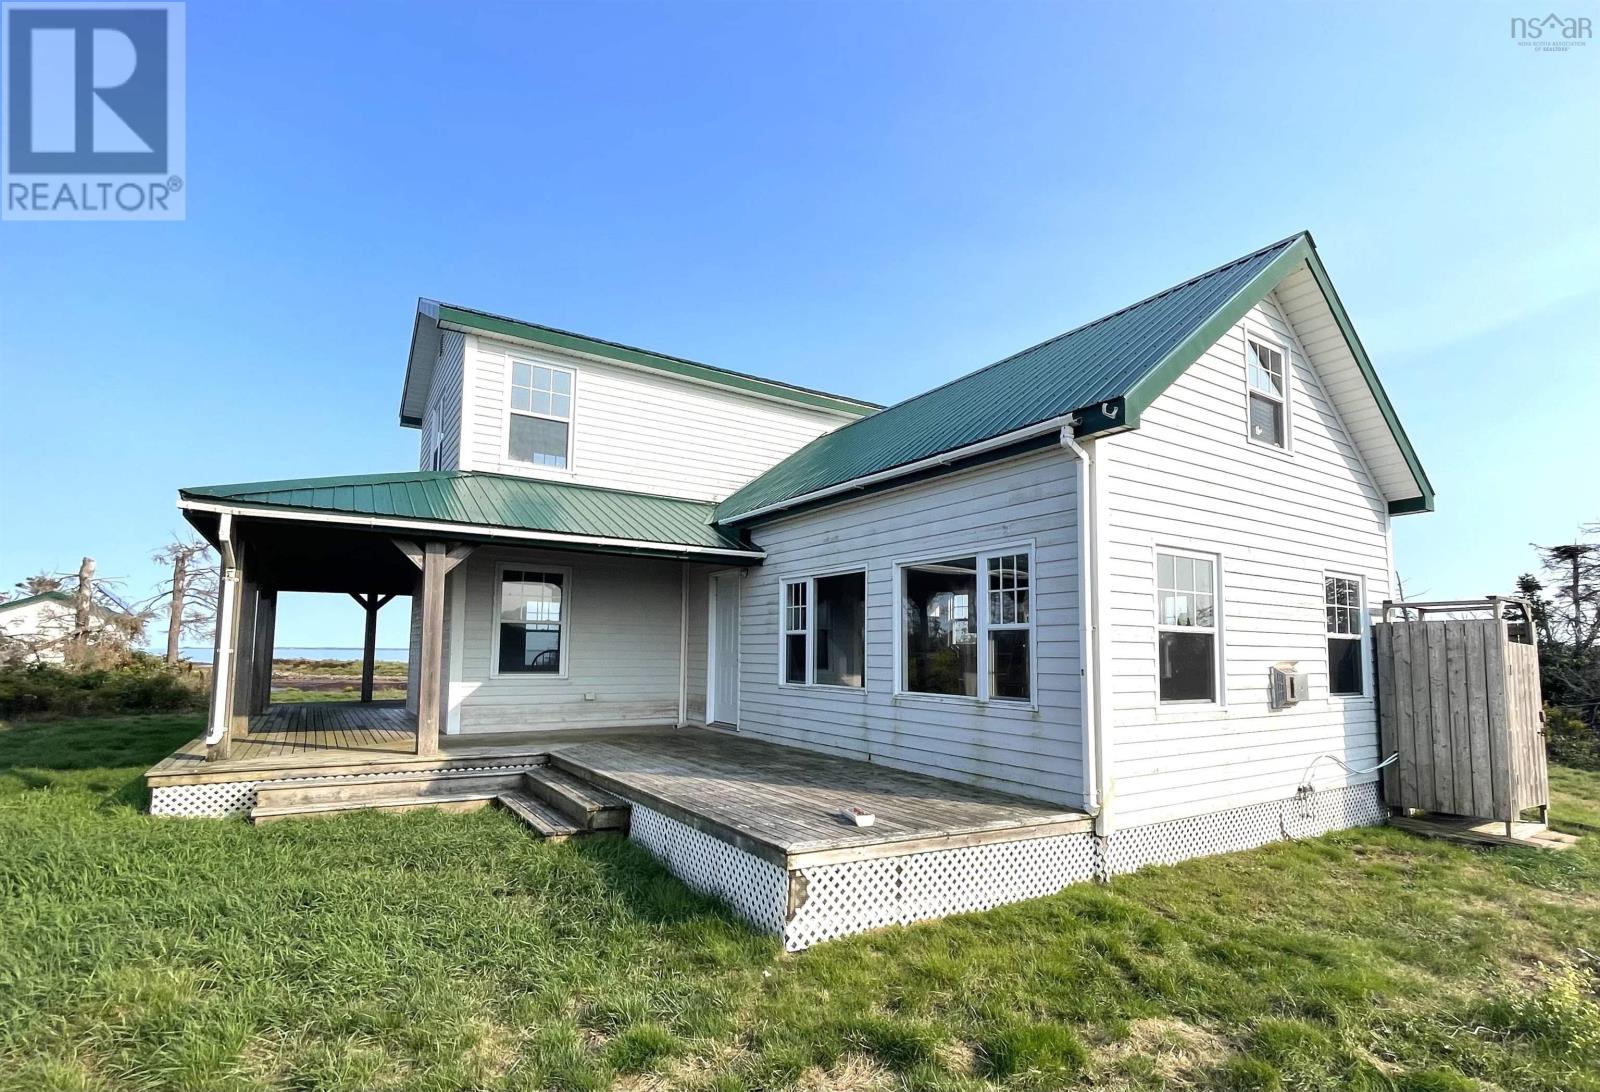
840;806;875;827
1390;814;1577;851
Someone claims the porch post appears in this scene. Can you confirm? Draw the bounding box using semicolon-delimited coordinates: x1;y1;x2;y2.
230;575;259;736
393;540;473;757
416;546;446;755
251;588;277;714
349;592;398;703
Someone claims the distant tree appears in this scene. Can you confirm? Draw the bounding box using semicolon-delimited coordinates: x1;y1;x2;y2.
148;538;219;665
1518;522;1600;726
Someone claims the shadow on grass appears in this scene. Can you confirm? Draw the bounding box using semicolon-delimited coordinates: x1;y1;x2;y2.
0;714;204;810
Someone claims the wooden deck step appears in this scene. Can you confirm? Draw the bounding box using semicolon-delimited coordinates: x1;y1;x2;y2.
252;790;500;823
252;767;531;812
495;791;585;841
522;766;630;831
1391;815;1579;851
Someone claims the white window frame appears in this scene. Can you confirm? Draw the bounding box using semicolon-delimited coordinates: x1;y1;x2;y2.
489;561;573;680
1154;546;1225;707
430;433;445;471
891;541;1037;708
777;567;868;691
1323;570;1367;699
1243;325;1291;453
505;355;576;471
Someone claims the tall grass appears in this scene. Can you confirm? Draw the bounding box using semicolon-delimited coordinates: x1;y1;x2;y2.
2;714;1598;1091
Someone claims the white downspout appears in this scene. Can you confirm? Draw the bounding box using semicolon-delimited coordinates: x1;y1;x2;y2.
1059;423;1112;834
205;513;238;746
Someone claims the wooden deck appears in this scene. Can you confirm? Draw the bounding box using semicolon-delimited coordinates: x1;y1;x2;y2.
549;732;1092;867
146;705;1091;864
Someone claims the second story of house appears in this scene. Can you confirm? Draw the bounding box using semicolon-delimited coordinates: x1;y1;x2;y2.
399;301;880;503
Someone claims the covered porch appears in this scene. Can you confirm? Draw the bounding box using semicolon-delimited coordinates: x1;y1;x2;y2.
176;470;765;765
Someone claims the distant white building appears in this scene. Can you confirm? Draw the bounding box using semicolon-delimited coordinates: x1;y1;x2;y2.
0;589;138;664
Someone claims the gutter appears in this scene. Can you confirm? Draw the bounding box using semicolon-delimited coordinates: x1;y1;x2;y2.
1058;423;1113;835
177;498;766;563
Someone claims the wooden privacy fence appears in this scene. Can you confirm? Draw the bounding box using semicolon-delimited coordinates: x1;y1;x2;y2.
1373;598;1548;831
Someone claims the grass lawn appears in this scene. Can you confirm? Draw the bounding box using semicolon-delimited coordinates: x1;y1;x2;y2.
1;716;1597;1092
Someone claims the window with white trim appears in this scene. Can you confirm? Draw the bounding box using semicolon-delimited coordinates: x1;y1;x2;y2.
780;572;866;688
497;568;566;674
1156;550;1218;703
1325;575;1364;696
1246;336;1287;449
900;546;1033;702
508;360;573;468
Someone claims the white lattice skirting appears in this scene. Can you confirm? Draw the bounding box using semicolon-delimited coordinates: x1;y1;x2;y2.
628;782;1384;951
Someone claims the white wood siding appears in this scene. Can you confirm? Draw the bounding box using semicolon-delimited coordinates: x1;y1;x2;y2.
739;450;1085;806
1102;293;1393;828
418;332;466;471
460;334;851;501
448;547;686;732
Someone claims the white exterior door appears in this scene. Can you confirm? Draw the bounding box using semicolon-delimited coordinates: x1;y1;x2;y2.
708;571;740;727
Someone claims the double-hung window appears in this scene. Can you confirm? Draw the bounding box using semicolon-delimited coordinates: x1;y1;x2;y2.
780;571;866;688
1325;575;1364;696
508;360;574;468
1246;336;1288;449
1156;550;1219;703
899;546;1033;703
496;567;567;675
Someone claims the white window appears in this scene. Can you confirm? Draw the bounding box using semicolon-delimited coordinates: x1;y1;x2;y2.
1325;574;1364;696
508;360;574;468
780;571;866;688
494;566;568;675
1156;550;1219;704
898;546;1033;703
1245;335;1288;450
429;433;444;471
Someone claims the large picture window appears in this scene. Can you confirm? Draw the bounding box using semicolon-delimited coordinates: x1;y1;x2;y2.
508;360;573;468
497;568;566;674
780;572;866;688
1156;550;1218;703
900;546;1032;703
1325;575;1364;696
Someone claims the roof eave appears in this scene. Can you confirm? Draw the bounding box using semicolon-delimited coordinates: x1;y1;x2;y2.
398;300;441;429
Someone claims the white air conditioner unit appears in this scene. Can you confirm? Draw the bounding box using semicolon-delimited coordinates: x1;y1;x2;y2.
1270;663;1308;709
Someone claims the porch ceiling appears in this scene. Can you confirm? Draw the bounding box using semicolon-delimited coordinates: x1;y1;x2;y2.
184;511;420;594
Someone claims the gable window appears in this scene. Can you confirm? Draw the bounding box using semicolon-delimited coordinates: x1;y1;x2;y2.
899;546;1033;703
508;360;573;468
1157;550;1218;703
780;571;866;688
1245;336;1287;449
496;567;567;675
1325;575;1364;696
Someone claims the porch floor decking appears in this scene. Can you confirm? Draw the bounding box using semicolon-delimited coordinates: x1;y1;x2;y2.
145;704;1091;866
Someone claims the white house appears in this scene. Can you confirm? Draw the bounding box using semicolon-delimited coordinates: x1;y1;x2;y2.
0;588;138;664
164;231;1434;945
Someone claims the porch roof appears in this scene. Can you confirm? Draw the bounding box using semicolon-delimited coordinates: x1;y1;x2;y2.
178;470;763;562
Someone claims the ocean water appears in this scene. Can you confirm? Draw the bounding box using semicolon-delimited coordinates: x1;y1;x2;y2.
180;647;410;664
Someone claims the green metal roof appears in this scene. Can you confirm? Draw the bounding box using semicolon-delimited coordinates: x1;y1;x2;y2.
0;590;74;613
716;232;1432;522
179;471;759;559
401;300;881;427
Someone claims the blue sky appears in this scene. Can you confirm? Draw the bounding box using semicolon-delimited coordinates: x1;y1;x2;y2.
0;0;1595;649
